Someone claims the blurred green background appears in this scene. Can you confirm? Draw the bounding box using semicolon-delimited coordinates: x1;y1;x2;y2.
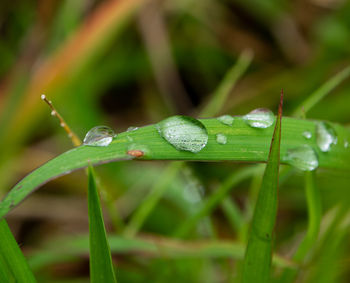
0;0;350;282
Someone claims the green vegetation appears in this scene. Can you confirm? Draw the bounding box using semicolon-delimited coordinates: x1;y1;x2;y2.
0;1;350;282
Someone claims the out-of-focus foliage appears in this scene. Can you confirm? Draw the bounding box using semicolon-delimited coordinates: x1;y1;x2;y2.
0;0;350;282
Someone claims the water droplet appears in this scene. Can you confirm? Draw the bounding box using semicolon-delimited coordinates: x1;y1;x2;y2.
51;110;56;116
284;145;319;171
127;143;149;156
83;126;116;147
243;108;274;128
127;126;139;132
345;140;349;148
216;133;227;145
60;122;65;127
156;115;208;153
217;115;234;126
316;122;337;152
302;131;312;139
127;136;134;142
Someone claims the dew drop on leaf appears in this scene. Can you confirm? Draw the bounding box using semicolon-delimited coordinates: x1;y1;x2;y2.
127;126;139;132
216;133;227;145
316;122;337;152
302;131;312;139
345;140;349;148
83;126;116;147
284;145;319;171
217;115;234;126
243;108;274;128
156;115;208;153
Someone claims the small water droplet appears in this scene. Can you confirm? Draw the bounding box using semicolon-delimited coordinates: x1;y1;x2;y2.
156;115;208;153
302;131;312;139
216;133;227;145
51;110;56;116
316;122;337;152
127;143;149;156
83;126;116;147
243;108;274;128
127;136;134;142
60;122;65;127
284;145;319;171
127;126;139;132
345;140;349;148
217;115;234;126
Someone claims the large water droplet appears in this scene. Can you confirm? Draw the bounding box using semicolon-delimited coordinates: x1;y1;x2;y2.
217;115;234;126
303;131;312;139
83;126;116;147
243;108;274;128
216;133;227;145
284;145;319;171
156;115;208;153
316;122;337;152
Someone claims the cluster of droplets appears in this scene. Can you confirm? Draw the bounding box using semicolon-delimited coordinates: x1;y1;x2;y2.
82;108;347;172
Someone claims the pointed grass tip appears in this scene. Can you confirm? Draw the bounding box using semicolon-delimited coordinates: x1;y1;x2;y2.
279;89;284;117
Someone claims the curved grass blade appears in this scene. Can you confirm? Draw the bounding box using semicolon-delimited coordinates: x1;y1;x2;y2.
242;93;283;283
1;116;350;219
88;166;117;283
0;219;36;283
27;235;296;271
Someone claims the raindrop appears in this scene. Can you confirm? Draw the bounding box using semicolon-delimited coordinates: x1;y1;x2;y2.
243;108;274;128
156;115;208;153
127;126;139;132
302;131;312;139
284;145;319;171
217;115;234;126
83;126;116;147
316;122;337;152
345;140;349;148
51;110;56;116
216;133;227;145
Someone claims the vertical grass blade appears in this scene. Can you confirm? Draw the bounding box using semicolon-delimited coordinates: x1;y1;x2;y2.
0;219;36;283
88;166;117;283
242;93;283;283
279;171;321;282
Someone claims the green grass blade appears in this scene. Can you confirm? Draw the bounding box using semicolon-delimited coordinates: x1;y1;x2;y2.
292;65;350;117
87;166;117;283
124;162;182;237
242;94;283;283
28;235;296;271
279;171;321;282
0;219;37;283
1;116;349;219
174;166;257;237
200;49;253;117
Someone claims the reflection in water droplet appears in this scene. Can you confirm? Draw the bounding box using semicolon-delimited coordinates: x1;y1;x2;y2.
127;126;139;132
156;115;208;153
303;131;312;139
243;108;274;128
284;145;319;171
217;115;234;126
216;134;227;145
83;126;116;147
316;122;337;152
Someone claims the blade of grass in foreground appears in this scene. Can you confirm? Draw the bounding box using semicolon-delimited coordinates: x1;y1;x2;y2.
242;93;283;283
0;219;36;283
88;166;117;283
